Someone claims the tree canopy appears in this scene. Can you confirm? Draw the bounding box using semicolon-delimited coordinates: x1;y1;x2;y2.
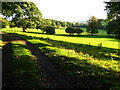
86;16;99;35
65;27;83;35
105;2;120;20
0;16;10;28
2;2;42;32
105;2;120;39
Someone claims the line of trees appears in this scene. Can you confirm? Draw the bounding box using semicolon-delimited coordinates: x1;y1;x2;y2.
2;1;119;38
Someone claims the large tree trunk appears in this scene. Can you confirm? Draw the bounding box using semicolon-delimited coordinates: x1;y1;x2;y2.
22;27;27;32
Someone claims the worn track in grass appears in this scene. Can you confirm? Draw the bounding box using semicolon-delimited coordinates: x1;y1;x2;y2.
2;32;76;88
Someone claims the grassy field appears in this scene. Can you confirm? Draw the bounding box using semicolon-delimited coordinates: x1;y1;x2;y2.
2;27;120;88
2;27;118;49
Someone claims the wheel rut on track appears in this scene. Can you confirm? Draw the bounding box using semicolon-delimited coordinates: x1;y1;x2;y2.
2;32;76;88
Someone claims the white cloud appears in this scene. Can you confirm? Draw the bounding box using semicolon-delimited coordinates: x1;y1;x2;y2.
30;0;111;22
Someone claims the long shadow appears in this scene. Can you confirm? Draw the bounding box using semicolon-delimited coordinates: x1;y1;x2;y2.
43;39;120;61
27;40;120;88
2;42;12;89
2;33;14;89
5;32;120;89
48;55;119;89
9;32;120;61
2;34;53;88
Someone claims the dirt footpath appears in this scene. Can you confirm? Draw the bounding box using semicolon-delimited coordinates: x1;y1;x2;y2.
2;32;76;88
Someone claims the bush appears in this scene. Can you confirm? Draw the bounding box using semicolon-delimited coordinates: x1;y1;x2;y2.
65;27;83;35
45;26;55;35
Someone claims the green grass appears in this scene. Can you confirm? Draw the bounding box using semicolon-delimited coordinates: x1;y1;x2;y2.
22;37;120;89
2;27;120;88
2;27;118;49
9;41;50;88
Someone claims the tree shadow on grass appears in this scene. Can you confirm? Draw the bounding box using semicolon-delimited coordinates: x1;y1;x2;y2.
2;42;12;89
10;32;120;61
8;54;45;89
2;33;51;89
32;36;119;61
16;35;120;89
49;55;120;89
5;32;120;89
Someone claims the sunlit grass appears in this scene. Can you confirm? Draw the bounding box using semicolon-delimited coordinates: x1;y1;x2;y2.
3;27;117;49
26;38;120;88
18;32;119;49
27;38;119;72
2;28;120;88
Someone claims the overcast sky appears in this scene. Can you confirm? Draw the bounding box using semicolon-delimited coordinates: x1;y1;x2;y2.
30;0;110;22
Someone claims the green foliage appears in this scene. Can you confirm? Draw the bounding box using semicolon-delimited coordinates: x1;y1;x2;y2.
105;2;120;39
106;19;120;39
9;22;16;28
2;2;42;32
65;27;83;35
51;20;56;26
105;2;120;20
45;26;55;35
65;27;76;35
0;17;9;28
75;28;83;35
87;16;99;35
39;24;48;33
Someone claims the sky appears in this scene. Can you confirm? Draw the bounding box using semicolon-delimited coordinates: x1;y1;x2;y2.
30;0;110;22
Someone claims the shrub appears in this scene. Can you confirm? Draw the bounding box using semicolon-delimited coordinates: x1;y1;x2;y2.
45;26;55;35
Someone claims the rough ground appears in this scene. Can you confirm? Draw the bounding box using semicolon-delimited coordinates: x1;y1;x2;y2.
2;32;76;88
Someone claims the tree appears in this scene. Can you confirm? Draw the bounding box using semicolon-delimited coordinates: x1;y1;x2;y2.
75;28;83;35
44;19;52;26
65;27;83;35
0;17;9;28
51;20;56;26
106;19;120;38
105;2;120;39
65;27;76;35
105;2;120;20
36;24;47;33
87;16;99;35
75;22;81;26
45;26;55;35
2;2;42;32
